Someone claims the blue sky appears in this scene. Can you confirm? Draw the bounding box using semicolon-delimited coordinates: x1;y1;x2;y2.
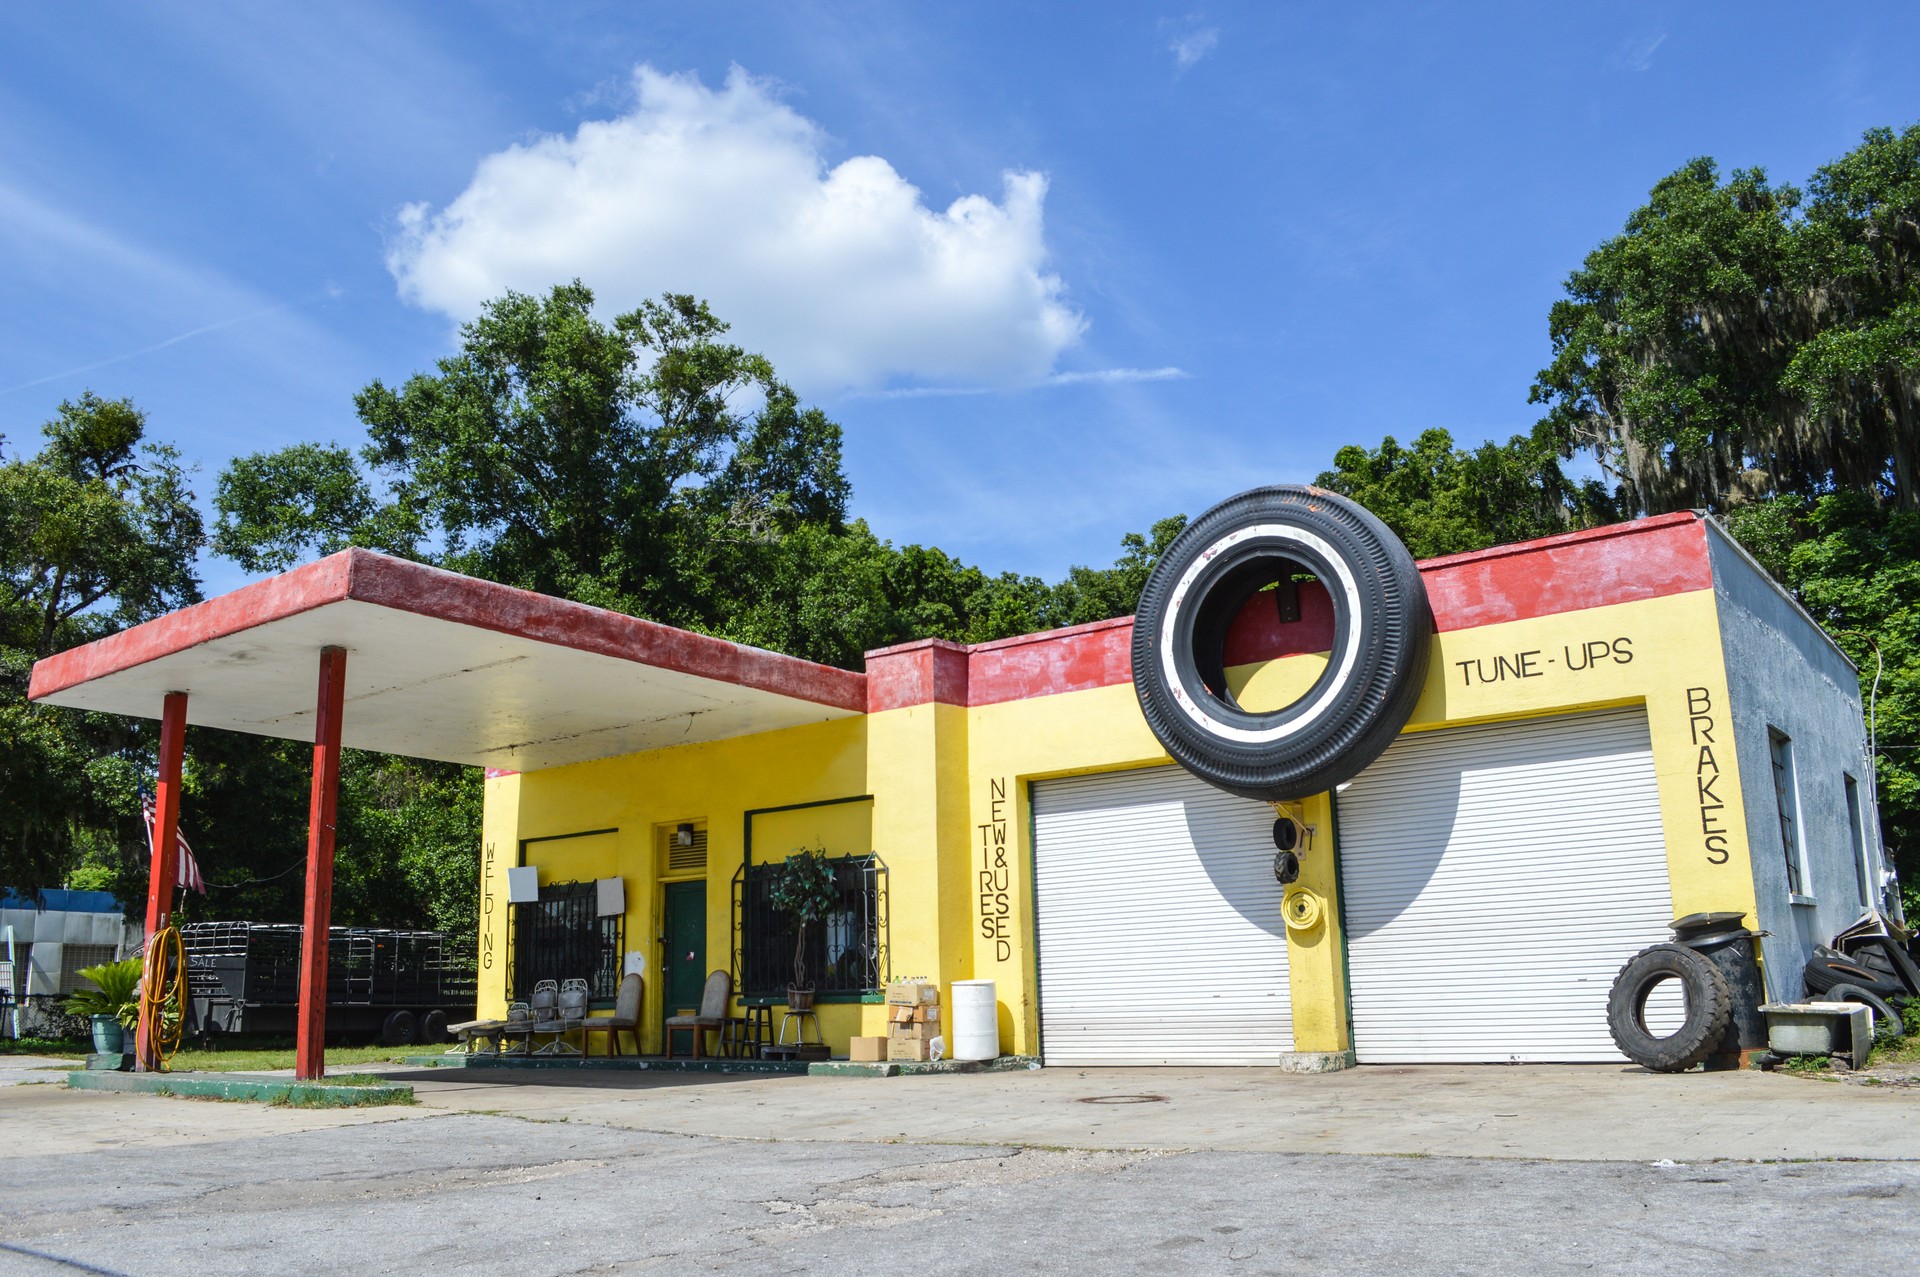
3;3;1914;596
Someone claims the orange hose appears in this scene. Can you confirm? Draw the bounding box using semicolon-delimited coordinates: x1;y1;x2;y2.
139;926;186;1069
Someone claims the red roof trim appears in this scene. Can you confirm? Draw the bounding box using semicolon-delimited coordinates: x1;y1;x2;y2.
28;553;357;702
29;550;867;714
341;553;866;712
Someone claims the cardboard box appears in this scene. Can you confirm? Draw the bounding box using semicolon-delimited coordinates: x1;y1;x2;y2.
885;980;939;1007
848;1035;887;1062
887;1036;931;1062
888;1003;941;1025
888;1021;936;1041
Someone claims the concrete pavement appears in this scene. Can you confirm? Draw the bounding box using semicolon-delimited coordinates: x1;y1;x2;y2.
9;1052;1920;1274
4;1110;1917;1276
379;1058;1920;1162
9;1049;1920;1162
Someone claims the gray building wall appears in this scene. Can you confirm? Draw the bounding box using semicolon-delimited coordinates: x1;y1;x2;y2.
1706;521;1887;1002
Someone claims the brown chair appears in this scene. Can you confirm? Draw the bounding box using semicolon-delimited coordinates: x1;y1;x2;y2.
581;973;644;1059
663;970;732;1060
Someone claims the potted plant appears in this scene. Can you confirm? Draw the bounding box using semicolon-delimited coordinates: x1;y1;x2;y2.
64;956;144;1054
768;846;842;1012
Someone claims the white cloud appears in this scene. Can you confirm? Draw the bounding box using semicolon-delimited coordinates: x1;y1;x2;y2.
387;65;1087;393
1169;24;1219;71
1047;366;1188;386
856;365;1188;400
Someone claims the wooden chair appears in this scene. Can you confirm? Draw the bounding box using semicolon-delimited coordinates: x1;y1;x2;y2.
581;973;644;1059
663;970;732;1060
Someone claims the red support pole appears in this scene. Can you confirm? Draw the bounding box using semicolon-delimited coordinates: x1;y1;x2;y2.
295;647;347;1081
134;691;188;1073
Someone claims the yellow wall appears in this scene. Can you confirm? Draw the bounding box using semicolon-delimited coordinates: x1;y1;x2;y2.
485;714;869;1053
482;585;1760;1061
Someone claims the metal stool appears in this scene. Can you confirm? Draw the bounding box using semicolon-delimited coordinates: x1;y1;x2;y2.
777;1008;821;1050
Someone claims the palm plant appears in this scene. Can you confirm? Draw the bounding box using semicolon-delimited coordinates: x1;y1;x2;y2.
64;957;144;1029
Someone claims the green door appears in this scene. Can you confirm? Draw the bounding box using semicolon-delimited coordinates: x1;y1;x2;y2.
661;881;708;1018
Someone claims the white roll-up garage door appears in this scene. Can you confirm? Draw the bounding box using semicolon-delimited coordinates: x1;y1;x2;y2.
1032;766;1292;1066
1337;706;1675;1063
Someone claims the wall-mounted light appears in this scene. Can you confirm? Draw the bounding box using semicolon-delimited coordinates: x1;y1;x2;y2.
675;823;695;847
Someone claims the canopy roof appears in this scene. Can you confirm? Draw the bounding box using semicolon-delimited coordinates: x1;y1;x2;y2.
28;550;866;771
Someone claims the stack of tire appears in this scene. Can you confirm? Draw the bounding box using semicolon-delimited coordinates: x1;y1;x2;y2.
1805;935;1919;1042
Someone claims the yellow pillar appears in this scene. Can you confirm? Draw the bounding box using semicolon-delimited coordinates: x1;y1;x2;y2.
476;771;522;1020
1282;790;1354;1066
864;639;975;1039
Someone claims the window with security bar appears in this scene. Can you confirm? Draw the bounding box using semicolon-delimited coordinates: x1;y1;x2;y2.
508;881;624;1001
733;854;887;998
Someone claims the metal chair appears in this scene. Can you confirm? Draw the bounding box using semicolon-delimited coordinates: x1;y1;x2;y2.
531;979;585;1055
498;1001;534;1054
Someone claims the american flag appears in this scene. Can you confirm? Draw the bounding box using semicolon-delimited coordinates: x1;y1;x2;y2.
140;785;206;895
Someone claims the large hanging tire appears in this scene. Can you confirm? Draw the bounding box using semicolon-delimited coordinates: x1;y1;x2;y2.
1607;943;1732;1072
1132;486;1433;801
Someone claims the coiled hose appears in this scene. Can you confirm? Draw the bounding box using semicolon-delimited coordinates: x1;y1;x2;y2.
139;925;186;1069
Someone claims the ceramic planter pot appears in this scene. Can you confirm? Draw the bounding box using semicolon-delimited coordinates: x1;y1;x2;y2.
90;1013;126;1054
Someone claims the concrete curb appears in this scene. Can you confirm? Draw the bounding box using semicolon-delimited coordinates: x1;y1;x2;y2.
810;1056;1042;1078
66;1070;413;1107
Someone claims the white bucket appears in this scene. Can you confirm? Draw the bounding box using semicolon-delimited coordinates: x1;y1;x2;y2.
950;979;999;1061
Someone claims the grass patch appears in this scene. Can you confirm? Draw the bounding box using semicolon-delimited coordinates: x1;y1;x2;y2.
1870;1032;1920;1067
166;1036;438;1074
0;1036;89;1056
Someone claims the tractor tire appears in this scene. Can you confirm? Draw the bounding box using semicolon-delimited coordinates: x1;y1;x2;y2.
1131;485;1433;801
1607;943;1732;1072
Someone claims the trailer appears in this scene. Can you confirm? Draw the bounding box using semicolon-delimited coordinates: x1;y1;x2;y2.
183;921;477;1045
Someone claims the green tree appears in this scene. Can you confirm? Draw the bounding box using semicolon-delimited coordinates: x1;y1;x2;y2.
1530;125;1920;516
0;393;204;894
216;284;849;617
1316;428;1617;558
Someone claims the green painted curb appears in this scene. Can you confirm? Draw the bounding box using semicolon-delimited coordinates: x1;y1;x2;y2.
809;1061;900;1077
66;1070;412;1107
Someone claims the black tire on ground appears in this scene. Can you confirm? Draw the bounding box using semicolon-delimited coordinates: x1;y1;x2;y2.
1822;983;1905;1038
1131;485;1434;802
418;1009;449;1045
1607;943;1733;1072
380;1009;418;1047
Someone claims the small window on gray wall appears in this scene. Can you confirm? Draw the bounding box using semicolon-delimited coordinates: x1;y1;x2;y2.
1768;729;1804;897
1845;774;1871;908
